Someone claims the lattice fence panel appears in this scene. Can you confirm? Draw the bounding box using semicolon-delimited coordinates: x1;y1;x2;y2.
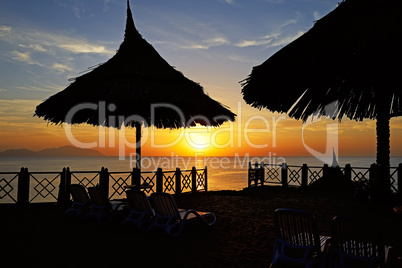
288;167;302;186
141;173;156;194
308;167;323;185
181;171;192;192
0;173;18;203
71;172;100;188
264;166;281;184
196;170;206;190
29;173;60;203
163;172;176;194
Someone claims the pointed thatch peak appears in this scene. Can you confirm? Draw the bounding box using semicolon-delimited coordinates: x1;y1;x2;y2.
124;0;138;41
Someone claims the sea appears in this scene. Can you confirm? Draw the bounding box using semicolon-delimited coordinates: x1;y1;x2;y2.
1;155;402;193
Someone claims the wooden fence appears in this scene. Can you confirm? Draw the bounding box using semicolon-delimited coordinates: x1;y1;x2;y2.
0;166;207;205
248;162;401;196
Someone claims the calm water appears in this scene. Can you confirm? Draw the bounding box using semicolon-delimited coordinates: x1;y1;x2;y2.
1;155;402;192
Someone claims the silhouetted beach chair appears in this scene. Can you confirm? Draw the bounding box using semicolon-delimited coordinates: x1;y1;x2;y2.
327;216;386;268
149;192;216;236
123;189;154;228
87;187;126;222
271;208;326;268
65;184;90;217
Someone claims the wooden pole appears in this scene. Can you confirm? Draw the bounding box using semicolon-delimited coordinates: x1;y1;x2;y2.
136;122;141;172
260;162;265;186
281;163;288;187
175;167;181;195
398;163;402;199
191;166;197;193
301;164;308;188
204;166;208;192
17;167;29;206
156;168;163;193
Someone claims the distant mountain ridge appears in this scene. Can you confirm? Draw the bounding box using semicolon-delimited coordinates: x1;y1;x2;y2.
0;146;103;157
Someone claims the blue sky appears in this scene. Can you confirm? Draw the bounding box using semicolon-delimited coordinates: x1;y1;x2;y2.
0;0;339;103
5;0;386;157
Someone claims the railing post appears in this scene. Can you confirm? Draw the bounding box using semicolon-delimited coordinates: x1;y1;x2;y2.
204;166;208;192
99;167;109;198
344;164;352;182
398;163;402;198
175;167;182;195
132;167;141;186
281;163;288;187
260;162;265;186
301;164;308;188
17;167;29;206
156;168;163;193
248;162;252;188
369;163;377;199
191;166;197;193
323;164;329;178
57;167;68;206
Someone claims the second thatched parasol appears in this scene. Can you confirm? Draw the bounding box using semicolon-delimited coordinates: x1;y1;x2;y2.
35;1;236;170
241;0;402;202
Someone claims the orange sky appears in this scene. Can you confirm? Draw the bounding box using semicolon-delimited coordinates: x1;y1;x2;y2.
2;100;402;157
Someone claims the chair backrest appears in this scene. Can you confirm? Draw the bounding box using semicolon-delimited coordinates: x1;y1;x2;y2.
275;208;320;247
150;193;180;217
88;187;110;207
126;190;153;213
69;184;90;204
331;216;385;259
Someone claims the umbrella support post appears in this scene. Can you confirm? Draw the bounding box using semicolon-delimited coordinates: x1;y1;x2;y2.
136;123;141;172
374;111;392;205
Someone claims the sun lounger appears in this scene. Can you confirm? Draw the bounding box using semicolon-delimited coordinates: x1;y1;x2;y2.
271;208;326;268
123;189;154;228
65;184;91;217
327;216;386;268
149;192;216;236
87;186;126;222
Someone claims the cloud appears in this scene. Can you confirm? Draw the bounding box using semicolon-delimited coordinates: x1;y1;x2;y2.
52;63;73;73
181;36;230;50
235;14;303;49
313;11;321;20
0;24;115;56
58;43;112;54
218;0;235;4
19;44;47;52
0;25;12;37
11;50;36;65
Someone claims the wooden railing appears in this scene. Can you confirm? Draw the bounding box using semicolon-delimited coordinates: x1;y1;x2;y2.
0;166;207;205
248;162;401;196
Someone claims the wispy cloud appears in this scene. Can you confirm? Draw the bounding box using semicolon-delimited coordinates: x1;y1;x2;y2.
313;11;321;20
16;83;65;93
52;63;73;73
0;24;114;74
11;50;38;65
218;0;235;4
235;14;303;49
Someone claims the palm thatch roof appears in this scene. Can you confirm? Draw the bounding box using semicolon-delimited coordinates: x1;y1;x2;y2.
35;1;235;129
241;0;402;122
241;0;402;202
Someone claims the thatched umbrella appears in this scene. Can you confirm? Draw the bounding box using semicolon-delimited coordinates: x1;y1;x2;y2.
241;0;402;201
35;1;235;170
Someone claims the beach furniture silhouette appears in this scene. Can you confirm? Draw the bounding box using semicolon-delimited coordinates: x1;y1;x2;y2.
123;189;154;228
327;216;386;268
149;192;216;236
65;184;91;217
86;187;126;222
271;208;325;268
